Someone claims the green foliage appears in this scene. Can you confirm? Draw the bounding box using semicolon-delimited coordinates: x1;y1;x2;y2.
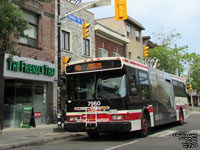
190;54;200;93
0;0;28;55
145;29;187;76
0;0;52;55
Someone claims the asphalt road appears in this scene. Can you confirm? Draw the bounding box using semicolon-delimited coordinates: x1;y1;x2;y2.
12;113;200;150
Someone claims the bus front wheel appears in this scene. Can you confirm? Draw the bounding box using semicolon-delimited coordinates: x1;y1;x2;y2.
178;110;184;125
139;113;149;137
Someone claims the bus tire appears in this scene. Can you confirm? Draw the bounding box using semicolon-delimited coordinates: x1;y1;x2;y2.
87;132;99;138
139;113;149;137
178;109;184;125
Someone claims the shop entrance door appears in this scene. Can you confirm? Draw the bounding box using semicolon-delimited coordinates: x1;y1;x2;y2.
32;83;46;125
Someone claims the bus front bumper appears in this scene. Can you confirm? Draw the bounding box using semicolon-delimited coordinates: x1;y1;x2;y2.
64;122;131;132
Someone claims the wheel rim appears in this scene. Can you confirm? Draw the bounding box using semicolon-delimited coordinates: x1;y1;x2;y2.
143;118;147;131
180;112;183;124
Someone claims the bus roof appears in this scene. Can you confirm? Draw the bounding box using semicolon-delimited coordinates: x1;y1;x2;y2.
65;57;185;83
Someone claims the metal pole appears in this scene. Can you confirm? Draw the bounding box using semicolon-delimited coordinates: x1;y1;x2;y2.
57;0;61;113
188;69;193;110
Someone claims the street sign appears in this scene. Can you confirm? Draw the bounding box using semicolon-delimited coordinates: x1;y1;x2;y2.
65;12;82;25
20;107;36;128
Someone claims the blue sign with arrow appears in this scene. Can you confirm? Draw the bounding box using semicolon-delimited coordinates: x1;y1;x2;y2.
66;12;82;25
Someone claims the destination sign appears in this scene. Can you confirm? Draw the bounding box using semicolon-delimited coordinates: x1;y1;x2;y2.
66;60;122;74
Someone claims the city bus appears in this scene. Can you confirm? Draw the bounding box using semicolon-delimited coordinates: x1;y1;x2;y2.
63;57;189;137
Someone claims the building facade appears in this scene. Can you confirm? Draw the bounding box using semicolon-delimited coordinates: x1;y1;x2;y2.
0;0;55;128
96;16;145;62
54;0;95;113
95;22;129;58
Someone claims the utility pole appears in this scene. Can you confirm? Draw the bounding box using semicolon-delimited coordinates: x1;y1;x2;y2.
188;68;193;110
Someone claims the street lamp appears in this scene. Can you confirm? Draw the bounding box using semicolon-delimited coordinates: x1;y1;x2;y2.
188;66;200;110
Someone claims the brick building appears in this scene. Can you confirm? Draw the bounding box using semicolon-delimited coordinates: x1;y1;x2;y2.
0;0;55;128
95;22;129;58
96;16;145;63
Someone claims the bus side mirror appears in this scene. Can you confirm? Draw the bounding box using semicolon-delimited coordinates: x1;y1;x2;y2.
130;87;137;96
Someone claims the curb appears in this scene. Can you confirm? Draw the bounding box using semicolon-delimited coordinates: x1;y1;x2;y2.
0;133;84;150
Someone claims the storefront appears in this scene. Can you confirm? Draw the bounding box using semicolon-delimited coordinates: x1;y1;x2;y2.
2;54;55;128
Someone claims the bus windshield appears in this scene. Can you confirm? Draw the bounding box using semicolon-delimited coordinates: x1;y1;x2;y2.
67;70;126;100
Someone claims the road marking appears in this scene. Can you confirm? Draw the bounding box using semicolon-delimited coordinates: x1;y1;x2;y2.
104;140;138;150
149;130;200;137
186;130;200;135
149;130;177;137
158;130;177;137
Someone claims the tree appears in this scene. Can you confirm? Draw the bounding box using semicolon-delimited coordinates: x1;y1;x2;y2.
145;29;188;76
0;0;52;55
189;54;200;93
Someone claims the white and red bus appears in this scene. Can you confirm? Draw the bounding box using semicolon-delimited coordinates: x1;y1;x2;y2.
63;57;189;137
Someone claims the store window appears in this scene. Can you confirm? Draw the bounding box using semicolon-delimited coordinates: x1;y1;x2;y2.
19;10;38;47
3;80;47;128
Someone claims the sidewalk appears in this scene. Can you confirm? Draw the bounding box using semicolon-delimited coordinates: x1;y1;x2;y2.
0;124;85;150
190;106;200;114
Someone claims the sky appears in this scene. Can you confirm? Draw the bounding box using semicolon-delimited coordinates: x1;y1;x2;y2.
82;0;200;54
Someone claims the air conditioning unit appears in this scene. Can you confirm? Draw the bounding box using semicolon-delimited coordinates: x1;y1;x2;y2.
98;48;108;57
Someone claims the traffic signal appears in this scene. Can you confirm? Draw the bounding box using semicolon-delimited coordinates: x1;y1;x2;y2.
189;85;193;91
62;57;71;72
115;0;128;21
83;21;90;39
144;46;149;57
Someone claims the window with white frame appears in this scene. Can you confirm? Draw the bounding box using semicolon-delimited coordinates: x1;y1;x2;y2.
126;25;131;38
62;31;70;51
113;52;121;57
83;39;90;56
98;48;108;57
135;30;140;41
19;10;38;47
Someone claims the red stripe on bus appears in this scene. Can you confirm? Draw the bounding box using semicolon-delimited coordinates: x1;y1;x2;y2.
123;59;148;69
130;61;148;69
128;112;141;120
66;112;142;122
147;105;153;113
176;105;186;110
172;75;184;81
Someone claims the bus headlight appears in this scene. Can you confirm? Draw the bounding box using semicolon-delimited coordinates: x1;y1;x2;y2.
112;115;123;121
68;116;79;122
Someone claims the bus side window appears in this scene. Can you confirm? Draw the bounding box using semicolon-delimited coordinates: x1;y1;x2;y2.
129;74;136;87
179;82;187;97
127;67;137;96
139;72;151;100
129;74;137;96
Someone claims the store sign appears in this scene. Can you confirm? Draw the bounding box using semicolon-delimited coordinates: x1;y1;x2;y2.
7;58;55;76
34;112;42;118
4;54;55;82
